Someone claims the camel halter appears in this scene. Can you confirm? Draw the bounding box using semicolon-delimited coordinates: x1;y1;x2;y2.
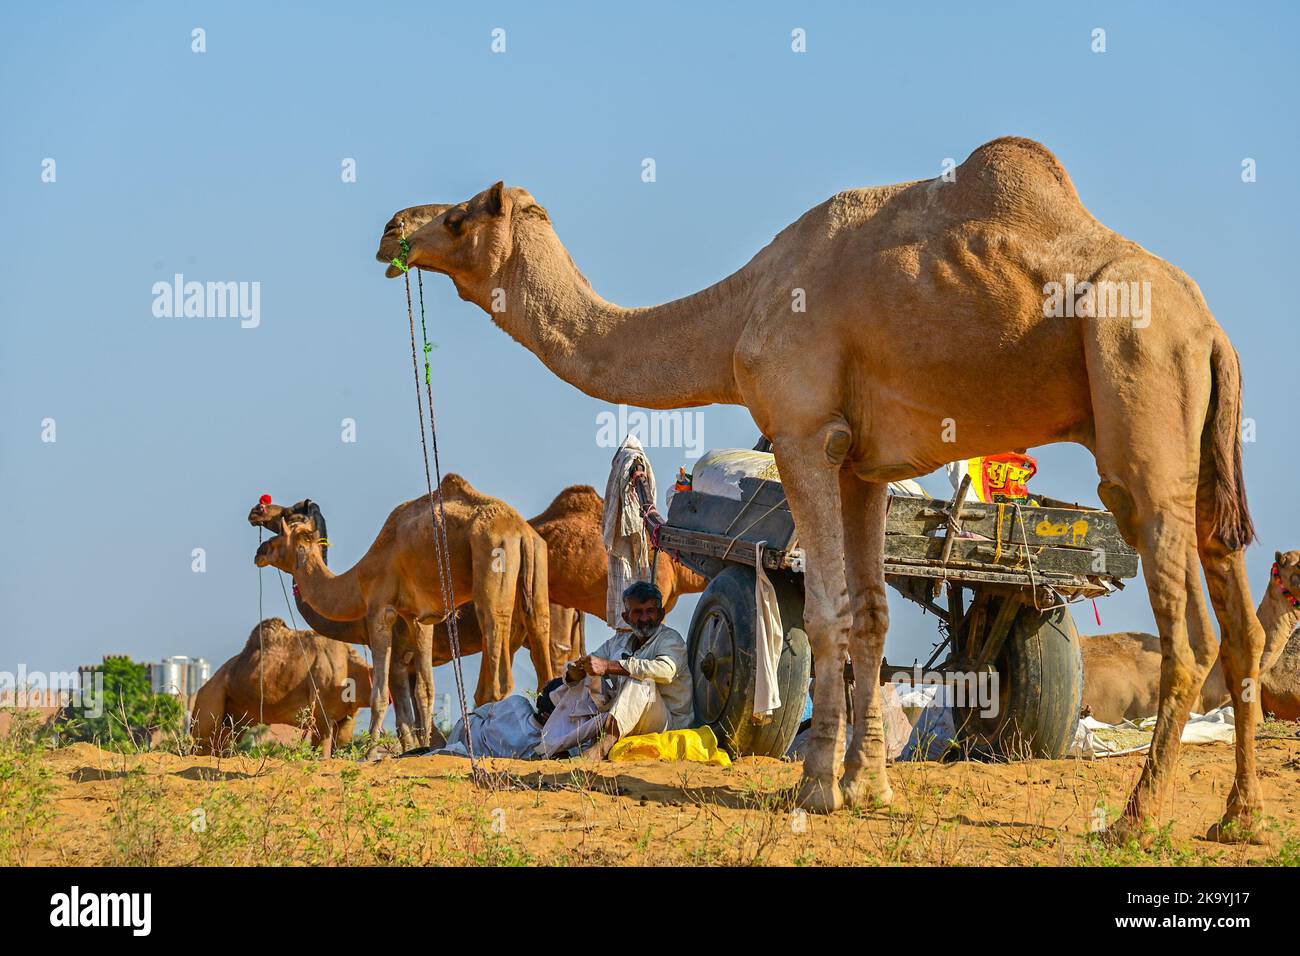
1271;562;1300;609
402;258;478;770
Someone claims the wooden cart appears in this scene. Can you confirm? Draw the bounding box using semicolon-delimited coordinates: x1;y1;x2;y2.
656;454;1140;759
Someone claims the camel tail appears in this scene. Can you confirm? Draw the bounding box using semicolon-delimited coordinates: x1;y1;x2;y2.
1205;334;1256;551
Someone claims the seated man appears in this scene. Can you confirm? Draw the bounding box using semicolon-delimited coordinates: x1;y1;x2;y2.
537;581;693;759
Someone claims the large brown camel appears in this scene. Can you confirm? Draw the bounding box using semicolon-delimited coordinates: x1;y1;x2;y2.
1083;550;1300;724
254;474;551;756
379;137;1272;841
191;618;372;758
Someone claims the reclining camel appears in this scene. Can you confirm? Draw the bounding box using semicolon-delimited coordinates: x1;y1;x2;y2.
191;617;372;757
253;474;551;757
1082;550;1300;723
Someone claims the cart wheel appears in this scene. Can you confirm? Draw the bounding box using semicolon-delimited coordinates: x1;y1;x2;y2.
687;566;812;757
955;600;1083;759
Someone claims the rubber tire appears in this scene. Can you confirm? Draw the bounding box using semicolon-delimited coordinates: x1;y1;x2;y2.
955;601;1083;759
686;566;812;757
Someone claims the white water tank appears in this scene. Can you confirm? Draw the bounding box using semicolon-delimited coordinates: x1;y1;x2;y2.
187;658;210;695
152;657;189;696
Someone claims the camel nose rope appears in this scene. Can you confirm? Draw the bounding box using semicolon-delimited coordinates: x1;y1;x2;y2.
403;263;478;770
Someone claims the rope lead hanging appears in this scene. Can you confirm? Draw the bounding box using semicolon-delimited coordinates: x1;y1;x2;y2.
404;267;478;771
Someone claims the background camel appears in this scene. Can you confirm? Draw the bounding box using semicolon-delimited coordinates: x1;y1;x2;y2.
1260;551;1300;719
1082;633;1229;725
528;484;707;616
253;496;577;700
191;617;372;757
379;137;1270;841
1083;549;1300;724
254;474;550;756
259;486;703;700
249;499;435;748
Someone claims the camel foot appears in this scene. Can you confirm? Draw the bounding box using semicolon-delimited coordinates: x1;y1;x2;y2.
1206;808;1267;845
1100;813;1154;850
364;746;387;762
796;773;843;814
841;766;893;810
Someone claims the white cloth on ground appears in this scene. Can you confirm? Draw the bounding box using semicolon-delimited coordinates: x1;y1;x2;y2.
603;434;657;629
753;541;783;718
1067;705;1237;758
439;695;543;759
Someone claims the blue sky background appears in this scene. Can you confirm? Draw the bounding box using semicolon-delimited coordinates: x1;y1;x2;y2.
2;2;1297;724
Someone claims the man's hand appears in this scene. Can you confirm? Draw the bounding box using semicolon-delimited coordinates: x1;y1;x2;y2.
578;655;626;678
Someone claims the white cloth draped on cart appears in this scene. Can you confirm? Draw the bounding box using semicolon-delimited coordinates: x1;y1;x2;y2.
602;434;657;629
753;541;783;719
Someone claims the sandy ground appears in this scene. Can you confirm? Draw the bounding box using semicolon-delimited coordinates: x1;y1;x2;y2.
12;729;1300;866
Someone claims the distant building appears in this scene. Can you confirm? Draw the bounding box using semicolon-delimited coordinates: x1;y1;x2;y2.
149;656;211;709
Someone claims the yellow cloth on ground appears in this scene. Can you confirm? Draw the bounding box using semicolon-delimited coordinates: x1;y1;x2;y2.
607;726;732;767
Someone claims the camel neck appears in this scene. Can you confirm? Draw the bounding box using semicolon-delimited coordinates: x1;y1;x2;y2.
468;222;751;409
1258;591;1300;664
291;546;366;622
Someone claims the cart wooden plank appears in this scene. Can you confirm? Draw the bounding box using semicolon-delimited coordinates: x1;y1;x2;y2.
884;496;1135;555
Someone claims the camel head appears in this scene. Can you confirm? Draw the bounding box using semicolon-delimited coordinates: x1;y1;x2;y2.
254;511;323;572
1269;550;1300;608
376;203;454;278
377;184;551;295
248;497;329;564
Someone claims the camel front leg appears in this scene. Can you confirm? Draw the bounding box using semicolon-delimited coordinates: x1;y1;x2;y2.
314;718;335;759
773;431;853;814
413;621;437;746
838;476;893;808
366;607;397;759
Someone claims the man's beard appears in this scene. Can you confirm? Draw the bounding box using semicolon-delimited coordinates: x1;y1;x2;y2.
631;619;660;639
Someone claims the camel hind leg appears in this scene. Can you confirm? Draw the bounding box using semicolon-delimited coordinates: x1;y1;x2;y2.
472;535;521;705
838;475;893;808
1196;483;1269;842
1089;335;1221;840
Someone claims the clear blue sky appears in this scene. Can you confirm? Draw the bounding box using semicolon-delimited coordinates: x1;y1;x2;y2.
2;2;1297;716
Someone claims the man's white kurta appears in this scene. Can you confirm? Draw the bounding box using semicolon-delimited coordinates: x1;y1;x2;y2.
586;624;693;730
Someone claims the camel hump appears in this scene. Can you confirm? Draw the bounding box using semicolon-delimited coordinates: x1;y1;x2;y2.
961;136;1076;193
536;484;602;520
439;472;490;502
243;617;290;648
